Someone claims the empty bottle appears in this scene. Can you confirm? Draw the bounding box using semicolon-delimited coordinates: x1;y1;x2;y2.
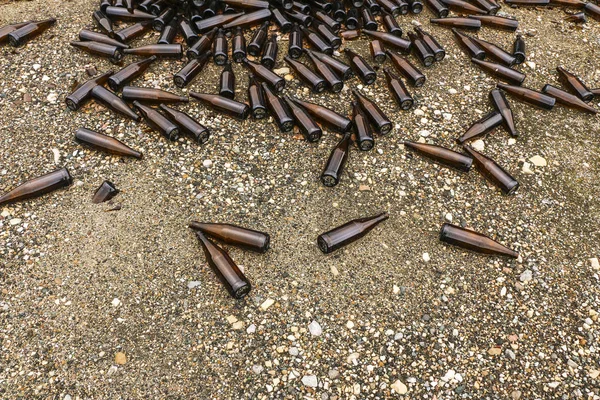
300;26;332;54
66;70;114;111
285;56;326;93
159;104;211;144
471;58;526;86
464;146;519;195
352;90;392;135
288;23;303;58
92;180;119;204
218;63;236;99
425;0;449;17
430;17;481;30
363;30;412;53
497;83;555;110
317;212;388;253
179;18;199;45
321;133;352;187
108;56;157;92
351;100;375;151
490;89;517;137
222;9;272;29
261;34;279;69
273;0;293;9
457;111;503;143
158;16;179;44
415;27;445;61
213;28;228;65
190;92;250;119
470;36;517;66
122;86;188;104
331;0;347;22
248;74;267;119
149;1;167;15
105;6;156;21
70;41;124;64
75;127;143;158
195;12;244;33
345;8;360;30
193;231;252;299
504;0;549;5
0;168;73;206
584;2;600;21
468;15;518;31
91;86;141;121
247;21;270;56
190;222;270;253
344;49;377;85
232;27;247;62
452;28;485;60
283;95;322;142
405;141;472;171
384;67;413;110
550;0;585;7
174;52;211;88
285;9;313;26
114;20;153;42
542;84;597;114
153;7;176;31
222;0;270;8
370;40;387;64
312;20;341;49
512;34;526;65
408;0;424;12
133;101;179;140
305;49;343;93
241;57;286;92
556;66;594;102
309;50;353;80
100;0;112;13
8;18;56;46
361;7;379;30
407;31;434;67
442;0;486;14
381;11;402;36
386;50;425;87
187;27;217;59
262;83;295;132
0;22;30;44
439;223;518;258
288;97;352;132
93;10;115;36
79;29;129;49
123;43;183;58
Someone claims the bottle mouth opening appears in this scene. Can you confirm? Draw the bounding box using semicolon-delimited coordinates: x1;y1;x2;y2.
380;123;392;135
274;81;286;93
424;56;434;67
363;74;376;85
435;52;446;61
440;10;449;18
307;130;322;142
281;121;294;133
331;82;344;93
233;53;245;63
505;182;519;196
415;77;426;87
214;54;227;65
233;284;251;299
168;128;180;141
173;76;186;88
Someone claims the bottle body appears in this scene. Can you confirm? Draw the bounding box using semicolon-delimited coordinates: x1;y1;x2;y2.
0;168;73;205
317;212;389;253
439;223;518;258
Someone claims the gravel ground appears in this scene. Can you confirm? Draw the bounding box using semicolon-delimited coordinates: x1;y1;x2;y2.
1;0;600;398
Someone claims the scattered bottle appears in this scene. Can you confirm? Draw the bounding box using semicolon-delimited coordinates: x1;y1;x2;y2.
123;43;183;58
584;2;600;21
285;56;326;93
497;83;555;110
194;12;244;33
564;12;587;23
247;21;270;56
288;23;303;59
310;50;353;80
332;0;347;21
222;9;272;29
425;0;449;17
363;30;412;53
504;0;549;5
261;34;279;69
345;8;360;30
92;180;119;204
541;84;597;114
105;6;156;21
430;17;481;30
219;63;236;99
232;26;247;62
468;15;518;31
386;50;426;87
173;53;210;88
114;20;153;42
457;111;503;143
300;26;333;54
285;9;313;27
405;141;472;171
351;100;375;151
314;10;340;31
187;27;217;59
91;85;141;121
471;58;526;86
305;49;343;92
442;0;486;14
159;104;211;144
248;74;267;119
321;133;352;187
241;57;286;92
439;223;518;258
271;7;292;33
190;92;250;120
361;7;379;30
262;83;295;132
93;10;115;36
471;0;500;14
352;90;392;135
463;146;519;195
490;89;517;137
415;27;445;61
317;212;388;253
70;41;124;64
288;97;352;132
383;67;414;110
189;222;270;253
106;56;156;92
283;96;322;142
407;31;434;67
122;86;188;104
344;49;377;85
381;11;402;36
370;40;386;64
452;28;485;60
8;18;56;47
75;127;143;158
556;66;594;102
66;70;114;111
312;20;341;49
512;34;526;65
133;101;180;140
0;168;73;206
470;36;517;66
179;18;199;45
79;29;129;49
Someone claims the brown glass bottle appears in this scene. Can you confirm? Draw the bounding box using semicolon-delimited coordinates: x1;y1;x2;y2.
314;10;341;32
105;6;156;21
451;28;484;60
285;56;326;93
66;70;114;111
370;40;386;63
497;83;555;110
386;50;425;87
248;74;267;119
352;89;392;135
281;96;321;142
158;16;179;44
305;49;343;92
114;20;153;42
187;27;217;59
321;133;352;187
123;43;183;58
312;20;341;49
344;49;377;85
425;0;449;17
0;22;30;44
363;30;412;53
414;27;444;61
345;8;360;29
471;0;499;13
463;146;519;195
512;34;525;65
383;67;413;110
556;66;593;102
381;11;402;36
190;222;270;253
193;231;251;299
405;141;472;171
75;127;143;158
222;9;272;29
261;34;278;69
549;0;585;6
471;58;526;86
504;0;549;5
70;41;124;64
430;17;481;30
408;0;424;13
179;18;199;45
108;56;157;92
217;63;235;99
288;97;352;132
203;0;218;18
360;7;379;30
300;26;333;55
0;168;73;206
564;12;586;23
490;88;517;137
247;21;270;56
222;0;270;9
380;0;403;15
241;57;286;92
288;23;303;58
194;12;244;33
174;52;211;88
79;29;129;49
317;212;388;253
159;104;211;144
457;111;503;143
292;1;311;15
190;92;250;120
261;83;295;132
309;50;353;80
441;0;486;14
332;0;347;22
584;2;600;21
92;180;119;204
212;28;228;65
100;0;112;13
149;0;167;15
468;15;518;31
439;223;518;258
8;18;56;47
122;86;188;104
273;0;293;9
407;31;434;67
470;37;516;66
152;7;176;31
232;27;247;62
133;101;179;140
351;100;375;151
91;86;141;121
93;10;115;36
285;9;313;26
541;84;597;114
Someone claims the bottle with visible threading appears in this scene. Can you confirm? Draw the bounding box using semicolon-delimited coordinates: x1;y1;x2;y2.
174;52;211;88
430;17;481;30
288;97;352;132
122;86;188;104
452;28;484;60
0;168;73;206
189;222;270;253
134;101;180;140
497;83;555;110
248;74;267;119
363;30;412;53
93;10;114;36
405;141;472;171
490;89;517;137
283;95;322;142
66;70;113;111
352;89;392;135
471;58;526;86
386;50;425;87
370;40;386;64
8;18;56;47
384;67;413;110
556;66;594;102
457;111;503;143
75;127;143;158
79;29;129;49
190;92;250;120
541;84;597;114
463;146;519;195
219;63;236;99
415;27;445;61
305;49;343;93
108;57;157;92
317;212;388;253
439;223;518;258
344;49;377;85
123;43;183;58
285;56;326;93
241;57;286;92
261;34;279;69
187;27;217;59
321;133;352;187
159;104;211;144
407;31;434;67
232;27;247;62
158;16;179;44
351;100;375;151
91;86;141;121
212;29;228;65
70;41;124;64
193;231;252;299
262;83;295;132
247;21;270;56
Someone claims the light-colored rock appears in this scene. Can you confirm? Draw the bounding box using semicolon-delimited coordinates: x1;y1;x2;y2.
260;298;275;311
522;162;534;175
520;270;533;283
589;258;599;270
391;380;408;394
393;285;400;294
448;88;457;94
346;320;355;329
309;320;322;336
418;130;430;137
422;252;430;262
115;352;126;365
488;347;502;355
232;321;244;330
471;139;485;151
530;155;547;167
246;324;256;334
302;375;318;387
9;218;21;225
111;298;121;307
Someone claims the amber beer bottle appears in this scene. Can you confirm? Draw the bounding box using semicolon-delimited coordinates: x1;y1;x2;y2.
382;11;402;36
187;28;217;59
285;56;326;93
352;90;392;135
463;146;519;195
159;104;211;144
383;67;413;110
91;86;141;121
285;9;313;27
363;30;412;53
0;22;30;44
212;29;228;65
123;44;183;58
312;20;340;49
300;26;333;55
288;23;303;59
386;50;425;87
75;127;143;158
248;74;267;119
361;8;379;30
370;40;386;64
122;86;188;104
158;16;179;44
288;97;352;132
512;34;526;64
490;89;517;137
0;168;73;205
190;92;250;119
430;17;481;30
321;133;352;187
309;50;353;80
179;18;199;46
108;56;158;91
470;36;517;66
541;84;597;114
195;13;244;33
219;63;236;99
79;29;129;49
261;83;295;132
468;15;519;31
241;57;286;92
344;49;377;85
93;10;115;36
133;101;180;140
471;58;526;86
105;6;156;21
247;21;270;56
442;0;486;14
261;34;279;69
114;21;153;42
457;111;503;143
452;28;484;60
189;222;270;252
404;141;473;171
345;8;360;30
415;27;445;61
351;101;375;151
193;231;251;299
439;223;518;258
425;0;449;17
92;181;119;204
283;95;322;142
66;70;113;111
70;41;124;64
317;212;388;253
305;49;343;93
232;27;247;62
8;18;56;46
556;66;594;102
153;7;177;31
407;31;434;67
497;83;555;110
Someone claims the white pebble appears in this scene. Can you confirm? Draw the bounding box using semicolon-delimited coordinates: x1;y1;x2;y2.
302;375;318;387
260;298;275;311
529;155;547;167
448;88;457;94
111;298;121;307
422;252;430;262
471;139;485;151
203;159;213;167
419;130;430;137
308;320;322;336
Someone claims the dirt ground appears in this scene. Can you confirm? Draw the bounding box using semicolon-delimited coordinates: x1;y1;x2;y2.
1;0;600;398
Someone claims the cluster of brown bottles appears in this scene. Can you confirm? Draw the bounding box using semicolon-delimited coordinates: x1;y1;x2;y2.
189;222;270;299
